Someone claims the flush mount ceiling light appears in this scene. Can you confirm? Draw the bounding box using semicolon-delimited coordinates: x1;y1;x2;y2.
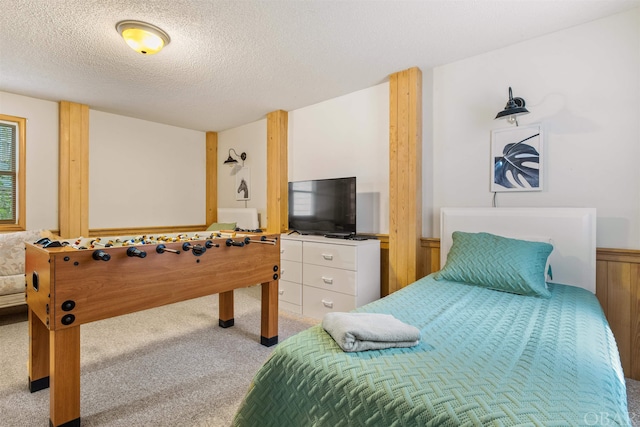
116;20;170;55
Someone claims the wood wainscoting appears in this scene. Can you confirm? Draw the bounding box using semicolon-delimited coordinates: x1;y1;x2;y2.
88;225;208;237
596;248;640;380
415;238;640;381
77;230;640;380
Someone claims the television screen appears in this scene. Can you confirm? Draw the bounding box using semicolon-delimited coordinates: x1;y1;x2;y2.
288;177;356;236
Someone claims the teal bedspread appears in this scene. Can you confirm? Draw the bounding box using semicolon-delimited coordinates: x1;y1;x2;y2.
233;276;630;426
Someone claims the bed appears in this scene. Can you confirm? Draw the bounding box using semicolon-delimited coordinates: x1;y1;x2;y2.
233;208;630;426
217;207;260;230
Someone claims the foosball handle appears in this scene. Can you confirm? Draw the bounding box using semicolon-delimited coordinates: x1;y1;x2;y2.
192;244;206;256
243;237;251;245
92;250;111;261
156;244;180;254
225;239;245;247
126;247;147;258
43;240;63;248
182;242;207;256
34;237;52;245
205;240;219;248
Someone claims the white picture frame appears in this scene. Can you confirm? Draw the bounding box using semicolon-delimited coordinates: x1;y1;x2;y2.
235;167;250;201
490;123;543;192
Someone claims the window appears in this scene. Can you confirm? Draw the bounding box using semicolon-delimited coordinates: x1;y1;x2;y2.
0;114;26;230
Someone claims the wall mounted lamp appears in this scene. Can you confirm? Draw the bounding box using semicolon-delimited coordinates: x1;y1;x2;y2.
116;20;171;55
223;148;247;167
495;87;529;126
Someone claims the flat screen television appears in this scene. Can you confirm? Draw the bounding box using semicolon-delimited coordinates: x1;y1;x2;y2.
288;177;356;236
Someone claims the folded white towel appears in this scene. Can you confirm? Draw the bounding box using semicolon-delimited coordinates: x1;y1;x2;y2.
322;312;421;352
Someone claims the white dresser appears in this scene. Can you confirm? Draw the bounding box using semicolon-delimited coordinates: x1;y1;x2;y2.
279;234;380;319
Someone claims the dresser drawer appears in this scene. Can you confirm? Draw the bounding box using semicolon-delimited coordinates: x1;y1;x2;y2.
279;300;302;315
280;259;302;283
302;286;356;319
280;239;302;262
303;242;356;270
303;264;356;296
278;280;302;305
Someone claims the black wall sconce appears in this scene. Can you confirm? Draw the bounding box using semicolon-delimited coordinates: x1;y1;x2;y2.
495;87;529;126
223;148;247;167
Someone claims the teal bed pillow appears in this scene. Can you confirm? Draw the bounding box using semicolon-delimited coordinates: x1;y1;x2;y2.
434;231;553;297
206;222;237;231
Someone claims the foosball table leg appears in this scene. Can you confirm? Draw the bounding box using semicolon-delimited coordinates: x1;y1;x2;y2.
28;308;50;392
50;326;81;427
218;290;234;328
260;280;278;347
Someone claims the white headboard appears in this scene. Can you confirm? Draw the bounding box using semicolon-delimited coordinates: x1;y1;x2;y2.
217;208;259;230
440;207;596;293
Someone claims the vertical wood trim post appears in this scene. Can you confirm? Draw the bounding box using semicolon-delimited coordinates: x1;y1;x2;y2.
388;67;422;293
59;101;89;238
266;110;288;233
206;131;218;226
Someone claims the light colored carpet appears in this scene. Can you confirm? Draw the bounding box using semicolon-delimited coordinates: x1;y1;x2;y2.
0;286;318;427
1;288;638;426
628;377;640;426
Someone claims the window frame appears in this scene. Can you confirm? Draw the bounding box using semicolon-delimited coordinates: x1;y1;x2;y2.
0;114;26;231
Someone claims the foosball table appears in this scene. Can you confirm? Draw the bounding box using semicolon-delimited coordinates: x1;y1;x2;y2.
25;231;281;427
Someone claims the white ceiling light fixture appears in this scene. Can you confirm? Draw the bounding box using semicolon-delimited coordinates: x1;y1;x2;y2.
116;20;170;55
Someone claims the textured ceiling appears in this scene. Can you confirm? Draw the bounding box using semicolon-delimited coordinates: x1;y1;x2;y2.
1;0;638;132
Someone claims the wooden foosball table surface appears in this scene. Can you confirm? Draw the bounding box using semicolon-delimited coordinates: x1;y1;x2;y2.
25;231;281;427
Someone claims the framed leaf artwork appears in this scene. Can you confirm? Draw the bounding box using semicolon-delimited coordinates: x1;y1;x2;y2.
491;124;543;192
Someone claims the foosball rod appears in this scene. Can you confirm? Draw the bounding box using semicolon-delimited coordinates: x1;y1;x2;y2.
156;244;180;254
242;236;277;245
226;239;245;247
205;240;220;248
182;242;209;255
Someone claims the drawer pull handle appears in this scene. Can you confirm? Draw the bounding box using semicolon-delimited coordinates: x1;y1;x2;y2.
280;249;285;254
281;269;285;276
322;299;334;308
322;277;333;284
278;289;284;295
322;254;334;260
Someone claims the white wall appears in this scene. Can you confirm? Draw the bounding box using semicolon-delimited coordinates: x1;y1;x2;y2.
217;119;267;228
89;111;206;228
0;91;58;230
275;8;640;247
4;8;638;249
1;93;208;232
216;84;390;233
217;85;391;234
422;69;435;237
431;8;640;248
0;93;208;231
288;83;389;234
